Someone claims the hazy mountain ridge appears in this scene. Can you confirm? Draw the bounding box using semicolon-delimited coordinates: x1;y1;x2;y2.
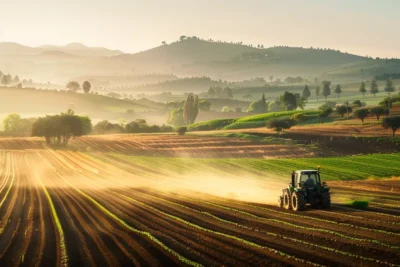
1;38;399;84
0;42;123;57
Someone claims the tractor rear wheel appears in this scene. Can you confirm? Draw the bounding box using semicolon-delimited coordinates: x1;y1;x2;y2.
321;192;331;209
283;190;291;210
278;196;283;208
292;192;306;211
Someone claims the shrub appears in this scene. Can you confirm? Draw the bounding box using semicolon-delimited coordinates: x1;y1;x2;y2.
347;200;369;209
352;100;366;107
177;127;187;135
266;118;295;134
318;101;336;110
370;106;387;121
93;120;125;134
222;106;230;112
354;108;369;123
335;105;352;119
290;113;308;123
319;108;333;123
382;116;400;137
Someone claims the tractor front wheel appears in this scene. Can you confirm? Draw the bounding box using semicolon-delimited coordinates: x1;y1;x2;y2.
321;192;331;209
292;192;306;211
283;190;291;210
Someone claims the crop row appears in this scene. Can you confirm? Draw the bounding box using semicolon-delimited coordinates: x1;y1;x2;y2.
131;189;398;267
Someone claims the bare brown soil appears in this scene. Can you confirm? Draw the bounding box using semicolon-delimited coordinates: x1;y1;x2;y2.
0;150;399;266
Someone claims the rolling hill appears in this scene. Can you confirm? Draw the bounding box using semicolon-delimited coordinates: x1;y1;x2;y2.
2;38;400;86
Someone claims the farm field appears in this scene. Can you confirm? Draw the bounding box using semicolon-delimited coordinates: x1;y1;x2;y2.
0;149;400;267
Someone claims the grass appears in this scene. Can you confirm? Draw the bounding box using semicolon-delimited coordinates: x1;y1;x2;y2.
235;110;319;123
346;200;369;209
188;118;235;131
223;121;265;130
188;110;320;131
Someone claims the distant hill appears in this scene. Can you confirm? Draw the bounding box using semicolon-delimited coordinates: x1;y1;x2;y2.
2;38;400;85
40;43;123;57
109;38;259;71
0;42;123;57
0;87;158;122
104;39;384;81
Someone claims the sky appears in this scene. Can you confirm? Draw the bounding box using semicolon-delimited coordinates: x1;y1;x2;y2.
0;0;399;57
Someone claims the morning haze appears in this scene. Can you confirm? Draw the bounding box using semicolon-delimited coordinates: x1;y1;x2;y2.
0;1;400;266
1;0;399;58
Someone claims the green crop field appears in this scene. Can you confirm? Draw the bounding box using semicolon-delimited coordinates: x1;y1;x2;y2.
106;152;400;181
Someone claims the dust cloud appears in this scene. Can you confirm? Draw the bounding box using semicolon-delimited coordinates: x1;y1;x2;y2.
23;150;287;206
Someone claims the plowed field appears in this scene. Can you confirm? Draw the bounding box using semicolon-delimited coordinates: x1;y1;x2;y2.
0;149;399;267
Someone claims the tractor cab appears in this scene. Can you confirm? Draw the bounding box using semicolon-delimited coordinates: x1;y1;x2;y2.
279;166;331;211
292;170;321;189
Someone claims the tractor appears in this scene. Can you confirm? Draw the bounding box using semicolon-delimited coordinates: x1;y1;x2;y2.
278;167;331;211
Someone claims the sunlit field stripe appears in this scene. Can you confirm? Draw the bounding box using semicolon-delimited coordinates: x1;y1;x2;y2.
0;154;14;209
55;173;202;267
34;172;67;267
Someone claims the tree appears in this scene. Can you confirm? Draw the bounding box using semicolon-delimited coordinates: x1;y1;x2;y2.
268;101;282;112
32;113;90;145
319;108;333;123
382;116;400;137
384;77;395;93
267;119;295;134
166;101;180;111
82;81;91;94
269;76;274;82
3;113;35;133
207;87;216;98
1;75;9;86
322;81;331;101
315;86;320;102
359;82;367;97
334;84;342;100
79;116;93;135
247;94;267;113
302;85;311;101
180;35;186;41
370;106;387;121
167;108;184;127
13;75;20;83
280;91;297;110
222;87;233;99
370;79;379;97
6;74;12;84
66;81;80;92
335;105;352;119
177;127;187;136
354;108;369;123
198;100;211;111
183;94;199;125
335;105;347;119
242;93;252;101
93;120;124;134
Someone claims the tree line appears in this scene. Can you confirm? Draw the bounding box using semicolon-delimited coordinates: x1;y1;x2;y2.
0;70;34;88
66;81;92;93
